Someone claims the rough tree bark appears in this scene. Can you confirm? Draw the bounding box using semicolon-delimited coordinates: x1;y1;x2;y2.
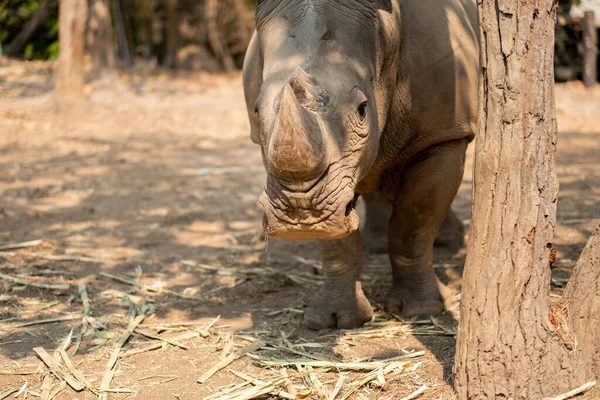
87;0;114;76
7;0;58;58
583;11;598;88
56;0;88;99
454;0;600;399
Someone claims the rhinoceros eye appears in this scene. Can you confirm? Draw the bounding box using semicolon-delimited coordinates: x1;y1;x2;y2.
357;101;368;121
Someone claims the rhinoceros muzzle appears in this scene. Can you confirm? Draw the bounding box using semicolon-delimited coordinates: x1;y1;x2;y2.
259;169;360;241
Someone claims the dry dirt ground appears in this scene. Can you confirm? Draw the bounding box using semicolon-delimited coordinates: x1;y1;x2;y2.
1;58;599;400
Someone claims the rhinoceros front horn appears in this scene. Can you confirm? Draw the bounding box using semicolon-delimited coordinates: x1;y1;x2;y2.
267;68;329;182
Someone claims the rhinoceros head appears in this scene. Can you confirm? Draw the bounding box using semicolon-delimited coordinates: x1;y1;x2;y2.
252;0;391;240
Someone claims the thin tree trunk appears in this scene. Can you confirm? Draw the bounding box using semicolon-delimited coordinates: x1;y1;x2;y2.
7;0;58;57
163;0;180;69
87;0;114;76
454;0;600;398
583;11;597;88
206;0;235;72
56;0;88;99
112;0;132;66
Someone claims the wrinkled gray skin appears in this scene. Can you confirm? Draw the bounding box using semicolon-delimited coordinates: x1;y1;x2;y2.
243;0;478;329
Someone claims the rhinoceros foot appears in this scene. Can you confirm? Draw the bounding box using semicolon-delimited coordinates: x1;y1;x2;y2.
386;278;452;318
304;283;373;330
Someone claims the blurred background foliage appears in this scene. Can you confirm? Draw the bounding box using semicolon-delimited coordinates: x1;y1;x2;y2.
1;0;258;70
1;0;60;59
0;0;597;81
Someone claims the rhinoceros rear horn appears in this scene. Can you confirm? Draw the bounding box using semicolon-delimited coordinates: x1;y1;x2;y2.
286;67;330;114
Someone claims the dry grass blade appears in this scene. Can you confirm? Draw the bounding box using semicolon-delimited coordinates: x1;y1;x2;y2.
71;283;91;355
220;333;234;360
99;310;147;400
14;382;27;397
48;381;66;399
280;368;297;397
134;328;189;350
203;382;250;400
0;388;18;400
40;374;53;400
329;375;346;400
0;273;70;291
228;369;295;399
274;343;337;362
0;369;38;375
543;381;597;400
58;350;91;389
97;388;135;393
254;354;419;371
33;347;84;391
220;377;288;400
377;367;386;387
401;384;428;400
309;367;329;399
122;331;199;358
12;315;78;328
30;253;103;263
0;239;43;251
198;340;265;384
99;272;197;300
192;263;322;284
339;370;380;400
228;369;265;385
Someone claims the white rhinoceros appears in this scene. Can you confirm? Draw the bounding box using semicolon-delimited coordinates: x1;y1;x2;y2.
243;0;478;329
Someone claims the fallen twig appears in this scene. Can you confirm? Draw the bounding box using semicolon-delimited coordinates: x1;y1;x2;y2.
198;340;265;383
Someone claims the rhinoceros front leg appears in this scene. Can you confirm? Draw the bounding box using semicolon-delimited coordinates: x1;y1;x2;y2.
386;138;468;317
304;231;373;330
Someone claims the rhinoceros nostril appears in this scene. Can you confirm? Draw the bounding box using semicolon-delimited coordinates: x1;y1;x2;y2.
345;201;353;217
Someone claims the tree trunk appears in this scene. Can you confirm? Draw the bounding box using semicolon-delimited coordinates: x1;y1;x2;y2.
163;0;180;69
453;0;600;399
205;0;235;72
112;0;132;66
56;0;88;99
583;11;598;88
87;0;114;76
7;0;58;58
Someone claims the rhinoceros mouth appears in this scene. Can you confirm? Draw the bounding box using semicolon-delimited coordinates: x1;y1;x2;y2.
259;166;360;240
